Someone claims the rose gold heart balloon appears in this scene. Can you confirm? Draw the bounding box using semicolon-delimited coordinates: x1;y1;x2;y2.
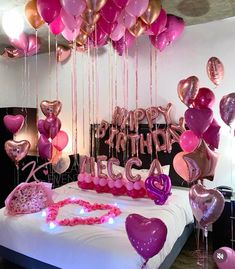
86;0;107;12
56;45;71;63
4;140;30;165
40;100;62;117
128;19;146;37
206;57;224;86
177;76;199;107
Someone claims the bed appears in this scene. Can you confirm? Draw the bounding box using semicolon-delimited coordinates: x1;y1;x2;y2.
0;124;194;269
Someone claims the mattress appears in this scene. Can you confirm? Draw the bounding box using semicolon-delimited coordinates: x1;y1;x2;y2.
0;182;194;269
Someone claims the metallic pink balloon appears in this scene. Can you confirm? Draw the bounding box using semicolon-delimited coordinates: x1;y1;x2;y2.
219;93;235;128
112;30;135;55
56;45;71;63
49;15;65;35
10;33;28;53
179;130;200;152
192;87;215;109
107;157;122;180
37;0;62;24
125;157;142;182
3;114;24;134
146;9;167;36
149;30;168;51
110;22;126;41
98;16;118;35
189;184;224;228
213;247;235;269
126;0;149;17
44;117;61;139
113;0;129;8
5;140;30;164
38;135;52;159
100;0;121;23
37;119;49;138
60;0;86;17
125;213;167;260
165;14;184;42
185;107;213;137
202;119;220;149
145;174;172;205
26;34;41;56
206;57;224;86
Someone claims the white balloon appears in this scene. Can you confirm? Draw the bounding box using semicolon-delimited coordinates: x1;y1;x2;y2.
52;154;71;174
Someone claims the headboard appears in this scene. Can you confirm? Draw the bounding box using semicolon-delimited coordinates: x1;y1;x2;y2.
90;124;188;187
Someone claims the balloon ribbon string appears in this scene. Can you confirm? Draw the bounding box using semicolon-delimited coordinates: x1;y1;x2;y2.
141;259;149;269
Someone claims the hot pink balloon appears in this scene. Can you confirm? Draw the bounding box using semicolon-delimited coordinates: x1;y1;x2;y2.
3;115;24;134
10;33;28;53
60;8;82;31
203;119;220;149
126;0;149;17
110;22;126;41
60;0;86;16
44;116;61;139
37;119;50;138
118;10;136;28
52;130;69;151
38;135;52;159
112;30;135;55
113;0;129;8
192;87;215;109
125;214;167;260
37;0;62;24
147;9;167;36
27;34;41;56
98;16;117;35
149;31;168;51
89;25;108;47
213;247;235;269
179;130;200;152
49;15;65;35
100;0;121;23
165;14;184;42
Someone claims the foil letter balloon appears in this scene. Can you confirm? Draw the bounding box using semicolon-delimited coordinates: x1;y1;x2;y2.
206;57;224;86
219;93;235;128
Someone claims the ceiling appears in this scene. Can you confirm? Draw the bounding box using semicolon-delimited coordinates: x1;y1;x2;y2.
0;0;234;54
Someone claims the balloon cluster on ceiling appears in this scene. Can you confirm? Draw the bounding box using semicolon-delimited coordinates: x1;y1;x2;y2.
24;0;184;55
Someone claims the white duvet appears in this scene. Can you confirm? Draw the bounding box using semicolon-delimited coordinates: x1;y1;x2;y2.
0;182;193;269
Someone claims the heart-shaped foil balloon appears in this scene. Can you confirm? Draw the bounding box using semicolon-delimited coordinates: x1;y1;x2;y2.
5;182;53;215
56;45;71;63
125;213;167;260
206;57;224;86
177;76;199;107
189;184;224;228
145;174;172;205
3;114;24;134
40;100;62;117
4;140;30;164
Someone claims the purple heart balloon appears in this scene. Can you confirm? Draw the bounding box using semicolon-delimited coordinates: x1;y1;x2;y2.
38;135;52;159
185;107;213;137
189;184;224;228
125;214;167;260
145;174;172;205
202;119;221;149
37;119;49;138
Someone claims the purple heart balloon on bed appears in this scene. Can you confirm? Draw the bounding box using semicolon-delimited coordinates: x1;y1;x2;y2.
125;213;167;260
145;174;172;205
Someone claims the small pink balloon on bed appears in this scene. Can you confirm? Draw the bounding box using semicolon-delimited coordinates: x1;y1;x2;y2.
145;174;172;205
125;213;167;260
213;247;235;269
3;114;24;134
52;130;69;151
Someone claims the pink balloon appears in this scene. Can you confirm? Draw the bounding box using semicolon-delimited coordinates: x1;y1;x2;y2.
125;157;142;182
60;8;82;31
100;0;121;23
89;25;108;47
147;9;167;36
214;247;235;269
165;14;184;42
62;27;76;41
113;0;129;8
38;135;52;159
112;30;135;55
219;93;235;128
110;22;126;41
5;140;30;164
118;10;136;28
37;0;62;24
27;34;41;56
203;119;220;149
189;184;224;228
125;0;149;17
173;152;189;181
179;130;200;152
192;87;215;109
49;15;65;35
44;116;61;139
10;33;28;53
52;130;69;151
37;119;49;138
3;115;24;134
149;31;168;51
60;0;86;16
98;16;117;35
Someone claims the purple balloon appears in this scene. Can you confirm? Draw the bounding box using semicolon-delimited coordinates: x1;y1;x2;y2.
89;24;108;47
203;119;221;149
100;0;121;23
112;30;135;55
38;135;52;159
125;214;167;260
149;31;169;52
189;184;224;228
185;107;213;137
219;93;235;128
37;119;49;138
37;0;62;24
145;174;172;205
44;116;61;139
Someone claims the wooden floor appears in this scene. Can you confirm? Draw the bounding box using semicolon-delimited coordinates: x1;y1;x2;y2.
0;232;218;269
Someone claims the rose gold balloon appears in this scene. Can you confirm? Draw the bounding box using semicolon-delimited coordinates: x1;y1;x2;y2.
125;157;142;182
141;0;161;25
177;76;199;107
128;19;146;37
2;48;20;58
206;57;224;86
189;184;224;228
76;30;88;46
128;134;140;156
81;9;100;24
56;45;71;63
86;0;107;12
80;21;95;35
158;103;173;125
5;140;30;165
146;107;159;129
105;127;119;148
148;158;162;177
107;157;122;180
40;100;62;117
152;129;167;152
97;155;108;178
140;133;152;154
134;108;145;132
95;120;109;138
25;0;45;30
80;156;95;176
116;132;127;152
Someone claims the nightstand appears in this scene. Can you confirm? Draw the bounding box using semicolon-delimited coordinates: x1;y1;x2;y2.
212;194;235;251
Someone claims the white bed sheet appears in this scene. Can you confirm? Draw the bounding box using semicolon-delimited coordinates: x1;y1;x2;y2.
0;182;193;269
